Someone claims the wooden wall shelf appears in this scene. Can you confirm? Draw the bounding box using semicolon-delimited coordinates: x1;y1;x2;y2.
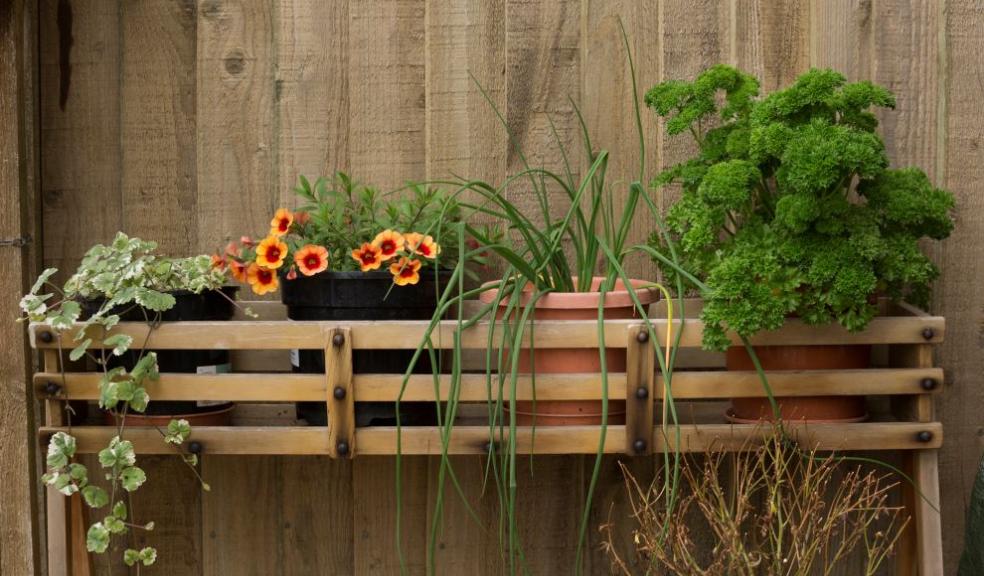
30;300;946;575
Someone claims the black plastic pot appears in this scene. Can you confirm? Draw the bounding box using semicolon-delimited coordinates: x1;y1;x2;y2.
83;286;239;417
282;270;449;426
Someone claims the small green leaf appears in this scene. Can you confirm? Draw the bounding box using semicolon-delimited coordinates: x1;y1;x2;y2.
81;486;109;509
50;301;81;330
53;473;78;496
134;288;175;312
98;437;135;469
103;514;126;534
112;500;127;520
86;522;110;553
144;521;155;531
102;334;133;356
31;268;58;295
123;549;140;567
129;387;149;413
46;432;76;469
138;547;157;566
69;339;92;362
68;463;88;484
120;466;146;492
165;419;191;445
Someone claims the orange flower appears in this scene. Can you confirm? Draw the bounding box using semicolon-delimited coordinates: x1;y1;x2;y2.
404;232;440;259
389;257;422;286
351;242;383;271
224;241;239;257
286;267;298;281
371;229;405;261
294;244;329;276
229;259;248;283
210;254;227;271
255;236;288;269
294;211;311;226
247;263;279;295
269;208;293;237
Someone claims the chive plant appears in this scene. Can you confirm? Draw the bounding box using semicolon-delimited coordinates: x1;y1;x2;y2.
390;21;694;576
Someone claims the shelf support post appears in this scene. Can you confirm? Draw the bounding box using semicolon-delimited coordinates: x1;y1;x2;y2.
325;328;354;458
626;324;654;455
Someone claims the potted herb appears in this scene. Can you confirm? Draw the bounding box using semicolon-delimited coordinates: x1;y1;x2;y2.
21;233;222;567
223;173;467;425
646;66;955;421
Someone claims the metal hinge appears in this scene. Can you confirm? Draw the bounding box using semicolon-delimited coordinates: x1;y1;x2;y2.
0;235;32;248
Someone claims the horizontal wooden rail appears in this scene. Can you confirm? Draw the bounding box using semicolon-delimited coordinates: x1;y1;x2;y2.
29;314;945;351
34;367;943;403
39;421;943;455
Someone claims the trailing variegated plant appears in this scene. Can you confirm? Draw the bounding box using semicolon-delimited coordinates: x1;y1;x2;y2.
21;233;226;567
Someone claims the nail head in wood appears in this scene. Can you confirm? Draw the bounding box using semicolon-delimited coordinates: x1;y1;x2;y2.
332;333;345;347
333;386;346;400
632;438;647;454
635;330;649;343
921;327;935;341
920;377;938;391
44;381;61;396
635;386;649;400
38;330;53;343
916;430;933;443
188;441;203;455
336;440;350;456
483;442;495;454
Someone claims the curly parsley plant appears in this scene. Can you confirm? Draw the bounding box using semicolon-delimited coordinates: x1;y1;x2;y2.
646;66;954;350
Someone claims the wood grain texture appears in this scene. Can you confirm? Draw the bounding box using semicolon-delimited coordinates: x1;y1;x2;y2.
349;0;427;191
731;0;810;91
0;0;39;573
39;0;122;278
275;0;349;203
940;1;984;571
809;0;872;79
280;457;354;575
196;0;276;256
121;0;198;255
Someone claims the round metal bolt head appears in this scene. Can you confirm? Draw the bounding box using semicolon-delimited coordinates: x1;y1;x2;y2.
921;327;935;341
188;441;203;455
332;333;346;347
44;382;61;396
916;431;933;443
336;441;350;456
333;386;346;400
633;438;647;453
635;386;649;400
38;331;53;343
920;377;938;391
636;331;649;343
483;442;495;454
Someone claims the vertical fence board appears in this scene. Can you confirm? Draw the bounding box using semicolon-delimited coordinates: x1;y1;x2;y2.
275;0;349;204
0;0;39;573
731;0;810;91
348;0;427;191
196;0;276;255
280;457;354;575
353;456;429;576
809;0;872;80
940;1;984;571
39;0;122;278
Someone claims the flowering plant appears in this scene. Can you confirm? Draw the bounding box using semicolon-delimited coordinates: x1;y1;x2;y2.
216;173;460;295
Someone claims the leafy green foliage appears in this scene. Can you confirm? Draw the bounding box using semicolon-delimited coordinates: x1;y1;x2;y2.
647;67;955;349
24;233;221;567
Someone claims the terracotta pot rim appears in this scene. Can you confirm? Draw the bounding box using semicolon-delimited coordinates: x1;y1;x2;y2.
105;404;235;424
724;408;868;424
509;409;627;418
478;277;659;310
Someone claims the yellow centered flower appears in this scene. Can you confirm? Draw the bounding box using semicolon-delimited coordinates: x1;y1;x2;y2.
294;244;329;276
247;263;279;295
351;242;383;272
269;208;293;237
404;232;440;259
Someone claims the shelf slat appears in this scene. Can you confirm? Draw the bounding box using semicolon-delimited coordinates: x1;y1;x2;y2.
29;314;945;351
34;367;943;402
39;421;943;455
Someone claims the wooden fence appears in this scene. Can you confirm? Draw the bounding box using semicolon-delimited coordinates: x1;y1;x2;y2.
2;0;982;574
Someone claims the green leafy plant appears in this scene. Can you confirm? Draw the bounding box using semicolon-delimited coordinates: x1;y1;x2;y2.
394;24;687;576
646;66;955;350
22;232;226;567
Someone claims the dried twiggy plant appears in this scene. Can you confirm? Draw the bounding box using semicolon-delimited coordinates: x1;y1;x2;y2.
601;428;909;576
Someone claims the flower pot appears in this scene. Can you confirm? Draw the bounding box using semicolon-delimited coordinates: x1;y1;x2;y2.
725;344;870;423
281;270;450;426
478;277;659;426
85;286;238;421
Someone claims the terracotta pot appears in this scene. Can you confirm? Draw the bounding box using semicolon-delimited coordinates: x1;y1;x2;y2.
725;344;871;423
479;277;659;426
103;404;234;427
